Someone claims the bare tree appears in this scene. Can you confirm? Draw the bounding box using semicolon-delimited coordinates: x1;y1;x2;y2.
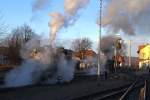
11;24;35;43
0;13;9;44
6;24;35;64
71;37;92;51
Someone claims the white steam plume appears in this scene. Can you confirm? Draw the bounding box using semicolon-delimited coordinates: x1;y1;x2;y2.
5;60;45;87
84;54;107;75
102;0;150;35
100;35;127;61
49;12;65;45
64;0;89;16
49;0;90;45
53;54;75;83
4;38;76;87
100;35;116;58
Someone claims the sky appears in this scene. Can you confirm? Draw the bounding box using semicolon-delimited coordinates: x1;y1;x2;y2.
0;0;150;57
0;0;99;40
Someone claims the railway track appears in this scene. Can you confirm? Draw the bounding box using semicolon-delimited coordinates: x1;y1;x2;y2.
72;76;148;100
0;74;149;100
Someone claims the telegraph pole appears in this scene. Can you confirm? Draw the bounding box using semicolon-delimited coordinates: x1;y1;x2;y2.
128;40;131;67
148;46;150;73
98;0;103;77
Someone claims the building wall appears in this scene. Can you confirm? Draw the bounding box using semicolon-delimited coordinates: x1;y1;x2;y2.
0;47;9;65
73;49;97;69
138;45;150;68
0;55;9;65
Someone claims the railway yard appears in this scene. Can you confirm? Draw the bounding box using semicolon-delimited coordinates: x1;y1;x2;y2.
0;70;149;100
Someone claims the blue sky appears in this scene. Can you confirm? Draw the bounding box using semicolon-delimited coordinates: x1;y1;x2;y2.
1;0;149;57
0;0;100;41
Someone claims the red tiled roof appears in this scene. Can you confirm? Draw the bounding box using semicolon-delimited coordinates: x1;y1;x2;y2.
137;45;146;53
74;49;96;59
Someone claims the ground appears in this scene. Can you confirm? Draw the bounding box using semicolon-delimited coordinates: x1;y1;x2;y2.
0;73;135;100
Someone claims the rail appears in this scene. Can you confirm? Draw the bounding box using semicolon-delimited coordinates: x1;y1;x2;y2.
119;79;138;100
119;78;145;100
71;79;137;100
144;80;147;100
72;76;146;100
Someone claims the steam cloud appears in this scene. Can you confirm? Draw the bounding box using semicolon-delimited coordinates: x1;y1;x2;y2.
49;12;65;44
49;0;90;45
4;38;76;87
100;35;126;60
32;0;90;45
102;0;150;35
64;0;89;16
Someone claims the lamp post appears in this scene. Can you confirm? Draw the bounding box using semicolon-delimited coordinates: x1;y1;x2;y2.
98;0;103;78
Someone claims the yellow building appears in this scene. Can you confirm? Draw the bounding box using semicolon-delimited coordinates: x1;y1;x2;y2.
138;44;150;68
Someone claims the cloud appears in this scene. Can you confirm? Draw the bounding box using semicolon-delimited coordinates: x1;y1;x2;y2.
32;0;51;12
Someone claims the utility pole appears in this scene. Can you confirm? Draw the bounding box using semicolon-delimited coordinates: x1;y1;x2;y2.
98;0;102;77
128;40;131;67
114;42;117;72
148;46;150;73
